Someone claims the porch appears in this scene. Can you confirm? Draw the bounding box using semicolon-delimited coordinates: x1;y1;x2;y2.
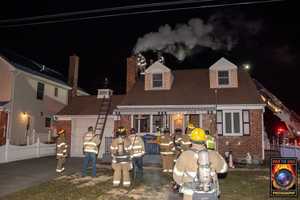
115;110;216;136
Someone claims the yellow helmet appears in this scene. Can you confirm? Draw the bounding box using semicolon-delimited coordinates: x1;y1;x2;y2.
188;123;195;130
190;128;207;143
58;128;65;135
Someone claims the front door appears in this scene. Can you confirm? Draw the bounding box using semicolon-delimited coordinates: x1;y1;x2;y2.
0;111;8;145
172;114;183;133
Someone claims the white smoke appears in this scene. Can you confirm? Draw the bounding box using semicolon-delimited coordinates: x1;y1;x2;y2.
133;16;261;61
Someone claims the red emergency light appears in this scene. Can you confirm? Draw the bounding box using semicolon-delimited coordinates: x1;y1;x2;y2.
276;126;287;135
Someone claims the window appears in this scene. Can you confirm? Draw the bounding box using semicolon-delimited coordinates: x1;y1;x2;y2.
218;70;229;85
223;111;242;135
152;73;163;88
133;115;150;133
217;110;223;135
152;115;163;132
37;82;45;100
45;117;51;128
54;87;58;97
242;110;250;135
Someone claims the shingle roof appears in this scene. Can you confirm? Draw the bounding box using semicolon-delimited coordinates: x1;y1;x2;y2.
0;49;70;87
119;69;263;106
57;95;125;115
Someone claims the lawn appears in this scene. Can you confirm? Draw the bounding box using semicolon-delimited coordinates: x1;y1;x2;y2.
1;168;299;200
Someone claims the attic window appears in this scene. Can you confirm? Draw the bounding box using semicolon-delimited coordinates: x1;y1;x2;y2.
218;70;229;85
152;73;163;88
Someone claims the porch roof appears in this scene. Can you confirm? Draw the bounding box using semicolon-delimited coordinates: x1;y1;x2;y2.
115;106;215;114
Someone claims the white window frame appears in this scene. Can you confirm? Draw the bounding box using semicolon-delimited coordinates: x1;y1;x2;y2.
222;110;243;136
152;73;163;88
218;70;230;87
133;114;151;134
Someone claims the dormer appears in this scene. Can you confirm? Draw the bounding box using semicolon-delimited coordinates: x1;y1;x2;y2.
144;61;173;91
209;57;238;88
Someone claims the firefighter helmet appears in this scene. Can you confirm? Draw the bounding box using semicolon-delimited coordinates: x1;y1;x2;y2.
58;128;65;135
188;123;195;130
190;128;207;143
116;126;127;137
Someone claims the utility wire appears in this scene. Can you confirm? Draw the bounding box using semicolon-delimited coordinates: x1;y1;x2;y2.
0;0;218;23
0;0;285;28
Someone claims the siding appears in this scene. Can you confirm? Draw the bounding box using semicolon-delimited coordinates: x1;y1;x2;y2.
10;73;68;145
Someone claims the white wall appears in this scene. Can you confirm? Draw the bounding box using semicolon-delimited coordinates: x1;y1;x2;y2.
70;116;114;158
10;71;68;145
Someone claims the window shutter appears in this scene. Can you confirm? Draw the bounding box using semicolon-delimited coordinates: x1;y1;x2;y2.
242;110;250;136
217;110;223;136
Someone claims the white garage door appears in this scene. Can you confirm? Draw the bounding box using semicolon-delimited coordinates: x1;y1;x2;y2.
71;116;114;158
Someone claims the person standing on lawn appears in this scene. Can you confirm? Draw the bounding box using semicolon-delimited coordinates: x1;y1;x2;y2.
82;126;100;177
128;128;145;177
56;128;68;173
110;127;132;187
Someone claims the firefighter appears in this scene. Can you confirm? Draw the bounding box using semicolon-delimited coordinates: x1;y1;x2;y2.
173;128;228;200
56;128;68;173
205;130;216;150
82;126;100;177
185;123;195;136
128;128;145;177
159;128;175;173
110;127;132;187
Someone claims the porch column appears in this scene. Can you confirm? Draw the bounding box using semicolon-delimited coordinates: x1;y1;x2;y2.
130;115;133;129
199;113;203;128
150;115;153;134
182;114;186;132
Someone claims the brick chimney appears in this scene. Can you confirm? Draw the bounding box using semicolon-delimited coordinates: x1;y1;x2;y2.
68;54;79;102
126;56;138;93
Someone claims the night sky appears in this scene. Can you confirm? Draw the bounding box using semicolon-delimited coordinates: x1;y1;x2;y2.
0;0;299;116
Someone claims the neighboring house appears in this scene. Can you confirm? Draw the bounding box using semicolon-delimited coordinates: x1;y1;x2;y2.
0;51;88;146
55;56;265;162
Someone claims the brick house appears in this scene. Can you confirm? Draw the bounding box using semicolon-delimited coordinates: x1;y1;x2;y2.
55;56;265;162
115;56;265;162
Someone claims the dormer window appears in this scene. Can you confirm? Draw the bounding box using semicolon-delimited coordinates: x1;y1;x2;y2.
152;73;163;88
218;70;229;85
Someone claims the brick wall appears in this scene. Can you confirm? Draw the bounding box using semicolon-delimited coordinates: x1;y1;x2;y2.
55;120;72;155
217;110;263;162
126;56;138;93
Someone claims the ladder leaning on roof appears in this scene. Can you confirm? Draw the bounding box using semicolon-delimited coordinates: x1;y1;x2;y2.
94;94;112;157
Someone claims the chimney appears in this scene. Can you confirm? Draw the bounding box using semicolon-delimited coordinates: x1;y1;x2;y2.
126;56;138;93
68;54;79;102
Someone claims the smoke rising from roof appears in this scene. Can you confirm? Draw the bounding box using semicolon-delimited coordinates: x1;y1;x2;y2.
133;14;261;61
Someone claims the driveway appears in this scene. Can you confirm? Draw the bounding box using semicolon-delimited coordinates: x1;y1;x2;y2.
0;157;83;198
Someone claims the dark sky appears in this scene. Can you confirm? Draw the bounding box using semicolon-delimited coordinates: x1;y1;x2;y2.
0;0;299;113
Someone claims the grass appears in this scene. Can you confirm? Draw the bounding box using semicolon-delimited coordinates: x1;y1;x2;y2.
1;168;299;200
